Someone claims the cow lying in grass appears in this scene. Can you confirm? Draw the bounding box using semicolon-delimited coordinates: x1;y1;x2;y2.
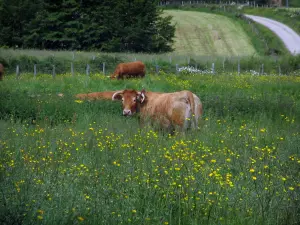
110;61;145;79
0;63;4;81
112;89;203;132
75;91;118;101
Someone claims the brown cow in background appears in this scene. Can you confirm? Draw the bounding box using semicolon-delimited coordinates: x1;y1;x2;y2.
0;63;4;81
110;61;145;79
75;91;118;101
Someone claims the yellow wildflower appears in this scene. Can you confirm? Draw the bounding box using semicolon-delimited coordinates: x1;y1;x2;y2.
78;216;84;221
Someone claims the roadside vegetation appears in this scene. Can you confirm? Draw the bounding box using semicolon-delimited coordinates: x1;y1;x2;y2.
1;72;300;225
283;0;300;7
242;7;300;36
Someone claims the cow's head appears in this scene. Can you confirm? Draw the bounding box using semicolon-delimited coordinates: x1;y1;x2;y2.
110;74;117;79
112;89;146;116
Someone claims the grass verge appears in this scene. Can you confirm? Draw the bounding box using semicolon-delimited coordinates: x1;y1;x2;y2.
242;7;300;36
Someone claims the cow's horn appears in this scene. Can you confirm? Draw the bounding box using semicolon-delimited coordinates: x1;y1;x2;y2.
112;90;123;101
138;91;145;103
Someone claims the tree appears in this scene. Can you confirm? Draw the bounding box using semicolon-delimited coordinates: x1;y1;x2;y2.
24;0;81;49
0;0;43;48
3;0;176;52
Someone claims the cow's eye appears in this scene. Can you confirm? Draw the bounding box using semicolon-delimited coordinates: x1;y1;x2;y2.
133;99;136;102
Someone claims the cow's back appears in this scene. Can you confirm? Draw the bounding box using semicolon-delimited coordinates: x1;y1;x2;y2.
76;91;116;100
141;91;195;128
113;61;145;79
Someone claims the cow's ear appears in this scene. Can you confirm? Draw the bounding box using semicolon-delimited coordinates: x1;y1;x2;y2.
138;89;146;103
112;91;123;101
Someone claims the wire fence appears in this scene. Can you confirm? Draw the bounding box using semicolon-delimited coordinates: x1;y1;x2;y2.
11;59;300;79
159;1;292;8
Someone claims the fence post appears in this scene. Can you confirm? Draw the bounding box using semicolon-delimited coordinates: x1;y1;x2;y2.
52;65;56;78
102;62;106;75
16;65;20;79
34;64;37;77
155;64;159;74
71;62;74;77
187;56;190;65
86;64;90;76
72;52;75;60
212;63;215;74
278;65;281;75
92;55;95;61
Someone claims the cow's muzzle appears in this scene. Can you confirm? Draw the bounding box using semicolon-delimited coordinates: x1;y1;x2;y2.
123;109;132;116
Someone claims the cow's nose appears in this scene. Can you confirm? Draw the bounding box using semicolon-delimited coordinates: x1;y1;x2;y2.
123;109;132;116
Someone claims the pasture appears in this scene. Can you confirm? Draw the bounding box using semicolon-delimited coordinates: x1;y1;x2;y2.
164;10;256;56
0;72;300;225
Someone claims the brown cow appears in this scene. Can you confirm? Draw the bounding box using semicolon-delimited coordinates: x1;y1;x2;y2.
75;91;118;101
112;89;203;131
0;63;4;81
110;61;145;79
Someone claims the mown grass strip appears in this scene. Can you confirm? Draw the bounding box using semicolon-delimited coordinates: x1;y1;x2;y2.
164;10;257;56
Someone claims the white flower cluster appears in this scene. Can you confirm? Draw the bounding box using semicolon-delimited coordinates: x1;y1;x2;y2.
177;66;214;74
248;70;260;76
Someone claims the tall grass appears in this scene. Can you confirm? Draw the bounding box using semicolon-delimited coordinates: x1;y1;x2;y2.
0;73;300;225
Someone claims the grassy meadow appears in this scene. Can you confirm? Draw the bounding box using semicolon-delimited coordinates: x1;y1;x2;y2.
163;7;290;56
164;10;256;56
0;72;300;225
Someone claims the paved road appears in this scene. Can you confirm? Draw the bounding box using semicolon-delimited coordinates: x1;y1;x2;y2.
245;15;300;55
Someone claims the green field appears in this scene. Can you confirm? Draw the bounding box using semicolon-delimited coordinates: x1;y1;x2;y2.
1;72;300;224
164;10;257;56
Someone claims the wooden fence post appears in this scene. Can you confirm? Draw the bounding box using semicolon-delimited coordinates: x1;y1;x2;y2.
102;62;106;75
16;65;20;79
71;62;74;77
34;64;37;77
52;65;56;78
86;64;90;76
212;63;215;74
